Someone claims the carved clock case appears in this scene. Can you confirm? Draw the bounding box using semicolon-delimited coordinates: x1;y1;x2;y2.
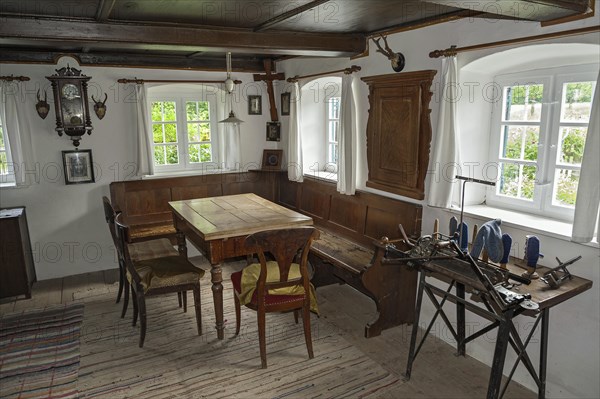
362;70;436;200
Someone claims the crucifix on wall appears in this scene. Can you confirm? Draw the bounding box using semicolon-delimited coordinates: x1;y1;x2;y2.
253;59;285;122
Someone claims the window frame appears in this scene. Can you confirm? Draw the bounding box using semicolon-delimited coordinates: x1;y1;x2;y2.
326;96;340;173
147;91;219;174
487;65;597;221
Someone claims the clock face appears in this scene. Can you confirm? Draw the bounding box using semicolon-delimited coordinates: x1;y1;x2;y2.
61;83;80;101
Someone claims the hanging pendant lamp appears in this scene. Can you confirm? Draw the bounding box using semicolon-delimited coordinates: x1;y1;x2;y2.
219;52;244;124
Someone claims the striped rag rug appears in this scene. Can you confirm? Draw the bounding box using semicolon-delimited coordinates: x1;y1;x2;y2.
76;281;400;398
0;303;84;399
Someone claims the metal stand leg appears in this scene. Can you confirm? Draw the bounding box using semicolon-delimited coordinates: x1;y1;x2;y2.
487;309;514;399
456;282;466;356
539;309;549;399
405;271;426;380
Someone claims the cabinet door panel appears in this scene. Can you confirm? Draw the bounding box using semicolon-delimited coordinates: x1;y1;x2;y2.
363;71;436;200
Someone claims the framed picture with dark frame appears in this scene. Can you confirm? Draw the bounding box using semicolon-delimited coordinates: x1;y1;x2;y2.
248;95;262;115
62;149;95;185
261;149;283;170
281;92;291;116
266;121;281;142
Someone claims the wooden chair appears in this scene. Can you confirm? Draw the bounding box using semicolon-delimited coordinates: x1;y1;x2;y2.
114;213;205;348
230;227;320;368
102;196;181;317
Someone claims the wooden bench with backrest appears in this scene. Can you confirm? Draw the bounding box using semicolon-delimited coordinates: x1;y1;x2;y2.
279;175;421;338
109;171;279;243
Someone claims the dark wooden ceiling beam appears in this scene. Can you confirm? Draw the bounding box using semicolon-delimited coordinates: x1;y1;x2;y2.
0;48;266;72
421;0;589;20
0;16;365;57
253;0;332;32
95;0;117;22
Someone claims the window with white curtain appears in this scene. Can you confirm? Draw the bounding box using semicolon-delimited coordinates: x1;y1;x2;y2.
0;113;15;184
300;76;341;180
488;65;597;221
148;90;219;173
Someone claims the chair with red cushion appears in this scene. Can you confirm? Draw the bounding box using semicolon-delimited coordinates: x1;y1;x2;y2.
230;227;320;368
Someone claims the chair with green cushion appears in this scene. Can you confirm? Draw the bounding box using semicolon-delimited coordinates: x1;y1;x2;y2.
115;214;205;348
230;227;320;368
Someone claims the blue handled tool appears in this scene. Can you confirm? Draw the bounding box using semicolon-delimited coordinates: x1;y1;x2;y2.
500;234;512;268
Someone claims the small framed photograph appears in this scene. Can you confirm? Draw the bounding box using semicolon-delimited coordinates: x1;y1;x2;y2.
281;92;291;116
261;149;283;170
62;149;95;185
266;121;281;142
248;95;262;115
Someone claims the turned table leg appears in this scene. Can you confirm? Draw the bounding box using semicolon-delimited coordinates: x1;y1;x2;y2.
210;261;225;339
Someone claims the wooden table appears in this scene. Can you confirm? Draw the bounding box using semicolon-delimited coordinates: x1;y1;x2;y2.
404;256;593;399
169;193;313;339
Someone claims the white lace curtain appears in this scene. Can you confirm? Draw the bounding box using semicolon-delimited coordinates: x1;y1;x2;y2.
337;74;357;195
287;82;303;182
0;81;34;186
427;56;461;208
572;70;600;243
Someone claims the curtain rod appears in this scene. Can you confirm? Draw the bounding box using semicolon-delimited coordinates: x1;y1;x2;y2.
429;25;600;58
117;78;242;85
287;65;361;83
0;75;30;82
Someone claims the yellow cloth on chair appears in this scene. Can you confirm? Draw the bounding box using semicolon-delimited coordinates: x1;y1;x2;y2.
239;261;319;314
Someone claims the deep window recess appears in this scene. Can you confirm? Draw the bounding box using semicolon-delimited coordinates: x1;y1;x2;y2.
0;114;15;184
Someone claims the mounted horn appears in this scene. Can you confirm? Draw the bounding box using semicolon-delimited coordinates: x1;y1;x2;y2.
35;89;50;119
372;35;405;73
92;93;108;120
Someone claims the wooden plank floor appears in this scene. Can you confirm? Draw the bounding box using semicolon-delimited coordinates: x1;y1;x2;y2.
0;258;535;398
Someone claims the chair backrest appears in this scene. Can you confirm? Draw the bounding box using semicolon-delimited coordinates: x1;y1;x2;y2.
114;213;141;284
245;227;319;293
102;196;119;246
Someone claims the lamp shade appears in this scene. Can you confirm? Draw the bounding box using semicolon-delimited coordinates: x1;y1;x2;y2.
219;111;244;124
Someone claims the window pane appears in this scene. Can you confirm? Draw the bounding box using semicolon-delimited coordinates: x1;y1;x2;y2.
151;102;163;122
501;126;522;159
0;152;7;175
154;146;166;165
198;102;210;120
186;101;198;121
328;144;338;164
189;144;199;163
165;145;179;164
328;98;340;119
329;121;339;142
153;124;164;144
558;127;586;165
188;123;200;142
164;124;177;143
199;123;211;141
164;102;176;121
524;127;539;161
200;143;212;162
503;84;543;122
553;169;580;207
498;163;520;198
521;165;536;200
561;81;594;122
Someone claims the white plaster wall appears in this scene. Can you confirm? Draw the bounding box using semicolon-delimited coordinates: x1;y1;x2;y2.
277;7;600;398
0;57;277;280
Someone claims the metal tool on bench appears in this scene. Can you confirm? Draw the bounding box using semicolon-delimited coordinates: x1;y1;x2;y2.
541;255;582;289
383;224;537;311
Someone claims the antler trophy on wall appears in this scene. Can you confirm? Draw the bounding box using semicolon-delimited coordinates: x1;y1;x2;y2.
373;35;406;72
92;93;108;120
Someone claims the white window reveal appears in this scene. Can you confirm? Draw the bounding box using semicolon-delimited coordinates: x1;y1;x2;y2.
0;113;15;184
488;66;597;221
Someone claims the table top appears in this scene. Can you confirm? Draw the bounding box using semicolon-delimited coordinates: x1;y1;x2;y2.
169;193;313;241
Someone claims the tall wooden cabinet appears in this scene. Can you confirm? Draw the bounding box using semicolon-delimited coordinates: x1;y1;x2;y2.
0;207;36;299
362;70;437;200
